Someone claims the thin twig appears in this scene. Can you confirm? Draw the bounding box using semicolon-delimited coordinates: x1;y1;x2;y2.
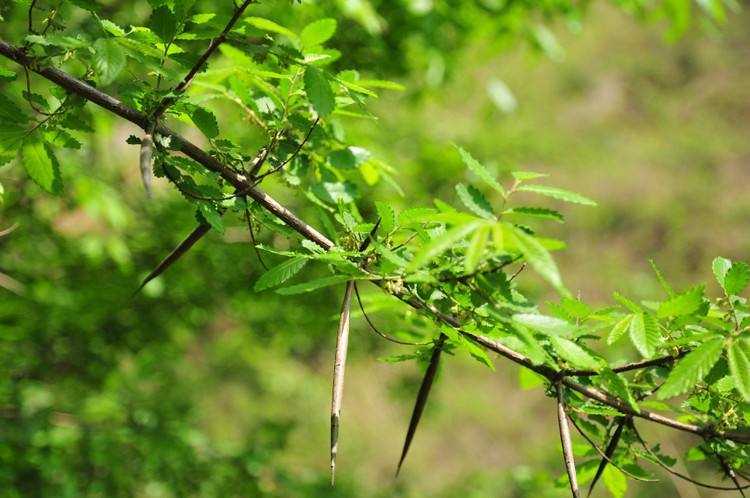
586;416;629;496
353;284;427;346
717;452;747;497
254;117;319;183
631;421;750;491
557;383;580;498
151;0;254;120
395;334;445;477
244;202;268;271
330;280;354;485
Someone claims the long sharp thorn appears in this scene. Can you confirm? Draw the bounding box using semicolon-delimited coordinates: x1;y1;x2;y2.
718;454;746;498
133;223;211;295
358;217;381;252
557;384;580;498
330;280;354;485
140;133;153;198
395;333;446;477
588;416;627;497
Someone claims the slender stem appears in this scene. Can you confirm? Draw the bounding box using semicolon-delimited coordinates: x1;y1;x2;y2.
557;384;580;498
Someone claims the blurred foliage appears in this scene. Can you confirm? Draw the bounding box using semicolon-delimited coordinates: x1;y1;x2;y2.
1;0;749;497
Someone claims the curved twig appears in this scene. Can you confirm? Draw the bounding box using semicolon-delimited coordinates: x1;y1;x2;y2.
353;283;427;346
330;280;354;485
557;383;580;498
254;117;319;183
631;421;750;491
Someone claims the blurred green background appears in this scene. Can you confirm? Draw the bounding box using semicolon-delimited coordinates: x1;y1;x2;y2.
1;0;749;496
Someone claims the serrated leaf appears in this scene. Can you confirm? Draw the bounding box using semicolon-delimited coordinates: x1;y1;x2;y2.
245;17;298;40
724;262;750;296
304;66;335;117
613;292;642;313
657;337;724;399
517;184;596;206
504;206;564;222
276;274;357;295
510;226;564;291
455;146;506;196
607;315;633;345
549;336;601;370
657;285;704;318
712;256;732;288
512;313;574;336
512;171;548;181
600;369;639;412
0;94;29;125
407;221;482;270
150;6;178;43
602;466;627;498
375;202;395;234
93;38;127;85
197;204;223;233
629;312;660;358
254;257;308;292
464;225;489;273
301;18;337;48
190;107;219;139
728;341;750;401
0;124;28;165
21;138;63;195
455;183;495;220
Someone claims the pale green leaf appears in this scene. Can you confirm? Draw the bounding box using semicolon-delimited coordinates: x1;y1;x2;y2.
455;146;506;196
658;337;724;399
375;201;395;234
301;18;337;48
600;369;639;412
629;312;660;358
504;206;563;223
510;226;564;291
276;274;355;295
728;340;750;401
304;66;335;117
724;262;750;296
657;285;704;318
455;183;495;219
245;17;298;40
464;225;489;273
512;313;574;336
549;336;601;370
517;184;596;206
603;466;627;498
254;257;308;292
21;138;63;195
712;256;732;288
407;221;482;270
512;171;548;181
94;38;127;85
607;315;633;345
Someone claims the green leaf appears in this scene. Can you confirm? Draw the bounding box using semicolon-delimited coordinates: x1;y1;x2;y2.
304;66;335;117
454;146;506;196
455;183;495;220
601;369;639;412
649;259;674;296
190;107;219;139
21;138;63;195
607;315;632;345
301;18;337;48
658;337;724;399
512;313;574;336
245;17;298;40
712;256;732;288
629;312;660;358
150;6;178;43
510;226;564;292
0;68;16;81
724;262;750;296
254;257;308;292
549;336;601;370
197;204;223;233
93;38;127;85
375;202;395;234
728;341;750;401
276;274;355;295
512;171;548;181
657;285;704;318
504;206;564;223
517;184;596;206
612;292;642;313
602;466;627;498
464;225;489;273
407;221;482;270
0;124;28;165
0;94;29;125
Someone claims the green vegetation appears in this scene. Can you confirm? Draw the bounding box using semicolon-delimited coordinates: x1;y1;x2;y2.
1;1;749;497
